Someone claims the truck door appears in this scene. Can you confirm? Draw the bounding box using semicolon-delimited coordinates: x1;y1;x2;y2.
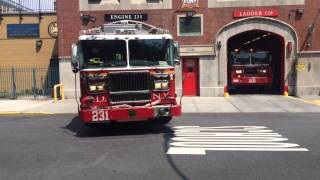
182;58;199;96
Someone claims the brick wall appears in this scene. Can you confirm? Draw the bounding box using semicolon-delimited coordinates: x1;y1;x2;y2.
57;0;320;58
56;0;81;58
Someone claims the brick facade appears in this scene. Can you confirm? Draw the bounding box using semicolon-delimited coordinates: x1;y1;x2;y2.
57;0;320;57
57;0;320;97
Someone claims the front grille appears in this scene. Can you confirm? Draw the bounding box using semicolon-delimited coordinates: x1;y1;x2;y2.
245;68;257;74
109;91;150;104
108;71;151;104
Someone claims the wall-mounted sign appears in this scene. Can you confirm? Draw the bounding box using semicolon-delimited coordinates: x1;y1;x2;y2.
180;44;215;57
7;24;40;38
296;63;306;71
48;21;58;38
182;0;199;8
105;14;148;22
233;9;279;18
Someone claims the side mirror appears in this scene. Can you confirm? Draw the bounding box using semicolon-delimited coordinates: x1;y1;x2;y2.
174;59;180;65
174;41;181;66
71;44;79;73
269;55;272;63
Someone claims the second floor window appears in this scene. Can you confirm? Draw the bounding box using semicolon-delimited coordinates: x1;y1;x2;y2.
147;0;161;3
178;15;203;36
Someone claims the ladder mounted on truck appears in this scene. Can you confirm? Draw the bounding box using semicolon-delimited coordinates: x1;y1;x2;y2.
80;20;170;36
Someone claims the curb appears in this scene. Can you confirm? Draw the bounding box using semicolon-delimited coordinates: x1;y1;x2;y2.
0;112;54;115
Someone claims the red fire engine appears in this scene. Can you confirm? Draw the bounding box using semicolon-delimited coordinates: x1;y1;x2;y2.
229;49;273;87
71;20;181;124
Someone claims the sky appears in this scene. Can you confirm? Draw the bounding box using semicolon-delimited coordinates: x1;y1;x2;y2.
1;0;55;11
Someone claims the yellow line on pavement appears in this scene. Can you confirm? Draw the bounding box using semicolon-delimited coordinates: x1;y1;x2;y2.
285;96;320;106
0;112;54;115
312;100;320;105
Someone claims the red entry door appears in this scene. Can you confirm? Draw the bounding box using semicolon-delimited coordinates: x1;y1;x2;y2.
183;59;199;96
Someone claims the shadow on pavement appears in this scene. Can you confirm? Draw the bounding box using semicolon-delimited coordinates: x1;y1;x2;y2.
229;86;281;95
64;116;174;138
63;116;189;179
163;132;189;180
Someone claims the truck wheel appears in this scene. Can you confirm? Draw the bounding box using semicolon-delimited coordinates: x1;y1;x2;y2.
84;122;99;127
265;84;273;92
154;117;172;124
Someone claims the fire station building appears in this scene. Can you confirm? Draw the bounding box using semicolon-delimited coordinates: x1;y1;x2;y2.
57;0;320;97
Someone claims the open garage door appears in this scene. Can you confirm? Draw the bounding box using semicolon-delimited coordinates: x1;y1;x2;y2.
227;30;284;94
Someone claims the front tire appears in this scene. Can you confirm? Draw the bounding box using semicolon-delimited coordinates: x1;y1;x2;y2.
84;122;100;127
154;117;172;124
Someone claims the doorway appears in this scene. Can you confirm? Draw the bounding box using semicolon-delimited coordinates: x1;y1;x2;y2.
182;58;199;96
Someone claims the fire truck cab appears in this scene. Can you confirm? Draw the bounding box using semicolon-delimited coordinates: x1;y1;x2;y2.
71;20;181;124
229;49;273;88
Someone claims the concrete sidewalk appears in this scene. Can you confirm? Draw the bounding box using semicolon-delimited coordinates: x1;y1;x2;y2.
0;95;320;115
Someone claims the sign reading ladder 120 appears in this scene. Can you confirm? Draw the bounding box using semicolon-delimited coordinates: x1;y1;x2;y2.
182;0;199;8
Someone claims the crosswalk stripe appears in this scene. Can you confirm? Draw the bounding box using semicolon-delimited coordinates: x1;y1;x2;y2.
167;126;309;155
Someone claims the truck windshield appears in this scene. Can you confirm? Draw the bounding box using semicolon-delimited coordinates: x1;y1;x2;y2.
129;39;174;67
232;51;250;65
79;40;127;69
232;51;270;65
251;52;269;64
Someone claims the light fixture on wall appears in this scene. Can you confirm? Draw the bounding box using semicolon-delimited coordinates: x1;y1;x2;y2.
287;41;292;55
80;14;96;26
295;8;304;16
217;41;221;50
186;10;196;17
289;8;304;20
81;14;91;22
36;39;42;52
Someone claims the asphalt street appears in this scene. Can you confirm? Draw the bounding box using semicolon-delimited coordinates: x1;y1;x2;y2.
0;113;319;180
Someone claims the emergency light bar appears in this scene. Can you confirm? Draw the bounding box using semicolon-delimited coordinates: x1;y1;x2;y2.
80;20;170;36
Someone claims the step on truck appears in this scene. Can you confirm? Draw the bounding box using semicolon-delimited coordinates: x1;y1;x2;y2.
71;20;181;125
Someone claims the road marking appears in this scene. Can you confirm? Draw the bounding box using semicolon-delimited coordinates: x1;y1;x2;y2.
312;100;320;105
285;96;320;107
167;126;309;155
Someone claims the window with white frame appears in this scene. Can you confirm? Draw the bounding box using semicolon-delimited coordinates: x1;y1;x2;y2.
131;0;162;4
146;0;161;3
81;0;171;10
88;0;119;4
177;14;203;36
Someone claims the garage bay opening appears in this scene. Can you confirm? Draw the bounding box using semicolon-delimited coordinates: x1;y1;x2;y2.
227;30;284;94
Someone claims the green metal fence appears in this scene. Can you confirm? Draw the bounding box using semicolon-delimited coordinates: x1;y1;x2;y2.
0;68;59;99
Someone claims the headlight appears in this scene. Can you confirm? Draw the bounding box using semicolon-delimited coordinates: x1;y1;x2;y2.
235;69;243;74
154;80;169;90
259;69;267;73
89;85;97;92
88;84;105;93
96;85;105;91
86;74;107;93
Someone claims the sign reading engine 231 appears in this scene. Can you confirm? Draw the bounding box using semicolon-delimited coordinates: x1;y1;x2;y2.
105;14;148;22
